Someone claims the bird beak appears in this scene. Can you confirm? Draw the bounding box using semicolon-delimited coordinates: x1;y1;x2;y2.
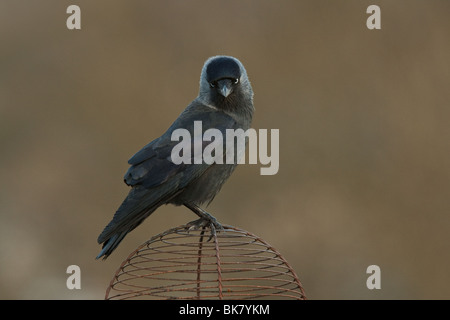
217;79;233;98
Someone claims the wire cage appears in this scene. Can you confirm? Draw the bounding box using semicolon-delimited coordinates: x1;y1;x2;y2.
105;224;306;300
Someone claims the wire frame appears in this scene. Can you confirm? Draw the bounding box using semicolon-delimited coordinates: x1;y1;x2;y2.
105;224;306;300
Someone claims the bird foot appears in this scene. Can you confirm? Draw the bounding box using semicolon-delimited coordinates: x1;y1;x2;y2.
186;216;224;241
184;202;224;241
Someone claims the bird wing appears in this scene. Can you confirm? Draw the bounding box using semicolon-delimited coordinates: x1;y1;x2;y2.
124;104;237;189
123;137;187;188
97;105;238;246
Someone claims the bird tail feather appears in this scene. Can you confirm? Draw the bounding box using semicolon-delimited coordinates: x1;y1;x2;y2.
96;231;128;260
96;186;178;260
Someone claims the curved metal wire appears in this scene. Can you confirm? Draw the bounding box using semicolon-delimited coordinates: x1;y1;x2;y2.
105;224;306;300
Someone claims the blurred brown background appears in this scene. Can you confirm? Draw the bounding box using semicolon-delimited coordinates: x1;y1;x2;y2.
1;0;449;299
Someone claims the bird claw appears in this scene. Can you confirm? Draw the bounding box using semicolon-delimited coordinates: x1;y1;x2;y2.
186;217;224;241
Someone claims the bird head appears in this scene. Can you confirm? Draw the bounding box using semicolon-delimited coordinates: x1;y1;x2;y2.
198;56;254;114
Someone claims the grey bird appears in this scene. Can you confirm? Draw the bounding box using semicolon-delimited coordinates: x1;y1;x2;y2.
96;56;254;259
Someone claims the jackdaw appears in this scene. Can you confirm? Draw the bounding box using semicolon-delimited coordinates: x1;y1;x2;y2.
96;55;254;259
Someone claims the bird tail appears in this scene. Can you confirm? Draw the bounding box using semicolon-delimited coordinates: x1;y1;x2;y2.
96;231;128;260
96;186;159;260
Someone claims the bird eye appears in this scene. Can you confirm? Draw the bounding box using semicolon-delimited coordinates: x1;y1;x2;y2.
209;82;216;88
233;78;239;84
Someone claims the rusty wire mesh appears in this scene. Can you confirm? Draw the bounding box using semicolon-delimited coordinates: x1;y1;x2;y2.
105;224;306;300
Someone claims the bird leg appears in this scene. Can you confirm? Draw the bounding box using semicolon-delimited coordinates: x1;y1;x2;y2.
184;203;224;240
